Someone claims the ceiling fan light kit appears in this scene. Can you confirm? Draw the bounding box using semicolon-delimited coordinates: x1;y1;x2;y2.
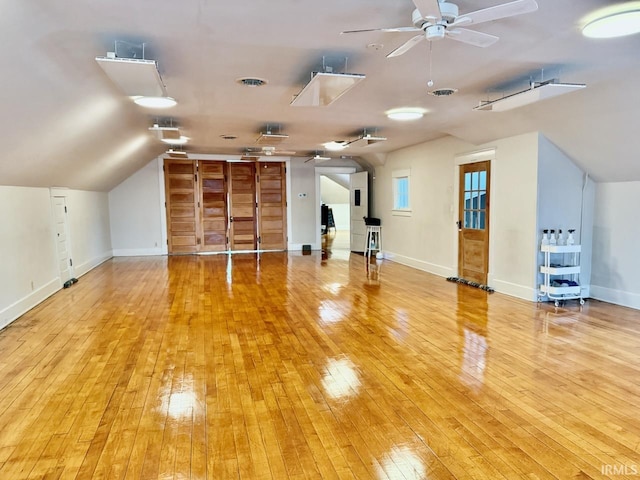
474;80;586;112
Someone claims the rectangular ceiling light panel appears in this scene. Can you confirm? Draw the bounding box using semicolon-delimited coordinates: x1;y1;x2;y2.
291;72;366;107
95;57;167;97
474;82;586;112
256;133;289;145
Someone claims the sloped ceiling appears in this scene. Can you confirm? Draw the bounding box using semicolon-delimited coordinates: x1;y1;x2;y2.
0;1;639;191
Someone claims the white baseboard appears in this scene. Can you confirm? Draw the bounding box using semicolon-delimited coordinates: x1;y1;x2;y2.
113;248;163;257
590;285;640;310
490;278;538;301
74;251;113;278
383;252;455;278
0;278;60;331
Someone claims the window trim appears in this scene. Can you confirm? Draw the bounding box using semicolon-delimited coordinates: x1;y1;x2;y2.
392;169;412;216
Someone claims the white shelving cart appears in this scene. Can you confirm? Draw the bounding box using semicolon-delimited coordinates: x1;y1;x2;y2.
538;244;584;307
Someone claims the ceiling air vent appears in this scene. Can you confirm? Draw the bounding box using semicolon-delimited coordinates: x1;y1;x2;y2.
236;77;268;87
429;88;458;97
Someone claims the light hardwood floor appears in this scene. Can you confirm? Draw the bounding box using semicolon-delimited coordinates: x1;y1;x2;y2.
0;253;639;479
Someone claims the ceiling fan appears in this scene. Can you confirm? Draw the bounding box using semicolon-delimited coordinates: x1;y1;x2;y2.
341;0;538;57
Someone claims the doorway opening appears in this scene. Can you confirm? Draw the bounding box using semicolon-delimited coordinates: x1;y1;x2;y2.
320;174;350;250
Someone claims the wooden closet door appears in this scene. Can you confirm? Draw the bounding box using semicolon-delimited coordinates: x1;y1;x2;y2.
228;162;257;251
257;162;287;250
199;160;228;252
164;159;199;254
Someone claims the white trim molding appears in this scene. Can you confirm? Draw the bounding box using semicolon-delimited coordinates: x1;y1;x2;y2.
0;278;60;331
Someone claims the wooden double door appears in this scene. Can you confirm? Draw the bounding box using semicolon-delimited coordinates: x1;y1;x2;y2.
164;159;287;254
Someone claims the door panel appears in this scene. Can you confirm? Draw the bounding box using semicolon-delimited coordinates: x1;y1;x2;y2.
53;197;72;282
458;161;491;284
164;159;199;254
257;162;287;250
350;171;368;252
228;163;257;251
199;160;228;252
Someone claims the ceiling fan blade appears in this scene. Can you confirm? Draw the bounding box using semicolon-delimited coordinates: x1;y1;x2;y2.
462;0;538;26
386;34;425;58
412;0;441;20
446;28;499;47
341;26;421;34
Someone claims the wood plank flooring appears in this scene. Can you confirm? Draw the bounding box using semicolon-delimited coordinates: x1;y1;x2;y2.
0;252;639;479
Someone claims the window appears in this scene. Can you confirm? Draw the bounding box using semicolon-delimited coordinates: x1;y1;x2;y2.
392;169;411;215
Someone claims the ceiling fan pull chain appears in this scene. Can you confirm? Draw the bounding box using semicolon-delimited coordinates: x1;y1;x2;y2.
427;41;434;87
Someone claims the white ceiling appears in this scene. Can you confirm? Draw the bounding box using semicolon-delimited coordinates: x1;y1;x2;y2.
1;0;639;191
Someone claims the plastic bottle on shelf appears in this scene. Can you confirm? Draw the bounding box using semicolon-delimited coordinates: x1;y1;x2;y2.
541;229;549;246
549;229;557;245
567;229;575;246
557;229;564;245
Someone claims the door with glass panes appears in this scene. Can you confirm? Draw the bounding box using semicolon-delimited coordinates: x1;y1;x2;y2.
458;161;490;284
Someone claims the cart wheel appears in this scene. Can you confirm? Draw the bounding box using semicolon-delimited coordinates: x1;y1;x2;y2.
580;298;585;306
554;300;559;308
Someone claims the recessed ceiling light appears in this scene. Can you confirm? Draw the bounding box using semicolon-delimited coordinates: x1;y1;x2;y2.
583;10;640;38
323;141;348;151
133;96;177;108
161;136;190;145
236;77;269;87
386;108;426;121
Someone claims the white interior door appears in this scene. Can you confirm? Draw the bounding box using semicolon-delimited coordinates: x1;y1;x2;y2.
53;196;73;282
350;171;368;252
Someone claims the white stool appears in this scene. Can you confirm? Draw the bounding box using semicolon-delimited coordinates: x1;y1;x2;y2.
364;225;382;261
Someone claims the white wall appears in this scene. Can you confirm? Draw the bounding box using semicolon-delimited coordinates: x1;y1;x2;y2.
108;157;319;253
536;135;594;299
289;160;318;249
486;133;540;299
109;158;165;256
0;186;112;330
375;136;470;277
591;181;640;309
375;132;543;300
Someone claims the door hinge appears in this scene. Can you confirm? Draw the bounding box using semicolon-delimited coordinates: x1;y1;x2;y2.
69;259;73;267
197;238;201;245
164;202;167;209
256;175;260;183
64;206;67;213
226;236;229;244
163;165;165;171
198;201;200;208
167;239;169;245
195;174;198;182
258;236;261;243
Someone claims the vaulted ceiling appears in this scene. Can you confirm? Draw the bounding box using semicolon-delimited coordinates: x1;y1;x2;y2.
1;1;639;191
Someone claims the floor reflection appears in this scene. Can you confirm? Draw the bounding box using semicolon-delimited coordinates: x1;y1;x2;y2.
321;357;362;401
456;286;489;391
365;255;383;285
376;445;427;480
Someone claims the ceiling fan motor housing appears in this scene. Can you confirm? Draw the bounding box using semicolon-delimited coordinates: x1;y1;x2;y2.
426;24;446;40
